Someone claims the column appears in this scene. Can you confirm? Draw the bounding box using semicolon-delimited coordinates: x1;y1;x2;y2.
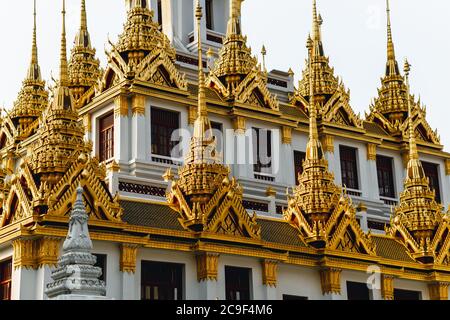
366;143;379;199
356;203;368;232
428;282;449;300
106;161;121;195
266;187;276;215
11;239;37;300
120;244;139;300
131;94;147;162
280;127;294;185
35;237;60;300
196;253;219;300
83;114;92;143
319;268;343;300
161;0;175;43
229;116;252;179
114;95;130;163
262;260;278;300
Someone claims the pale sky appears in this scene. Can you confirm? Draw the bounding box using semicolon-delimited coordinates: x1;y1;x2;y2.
0;0;449;150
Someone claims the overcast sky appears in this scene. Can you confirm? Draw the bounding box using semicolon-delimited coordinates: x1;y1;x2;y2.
0;0;449;150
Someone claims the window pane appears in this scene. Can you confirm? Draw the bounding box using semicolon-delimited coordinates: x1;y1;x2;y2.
376;156;395;198
339;146;359;189
394;288;421;300
151;108;180;157
294;151;306;184
99;113;114;162
346;281;370;300
422;162;441;203
141;261;184;300
225;266;251;300
0;259;12;301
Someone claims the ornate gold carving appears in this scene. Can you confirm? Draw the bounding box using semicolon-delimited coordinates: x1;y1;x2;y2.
262;259;278;287
166;4;260;240
381;274;394;300
367;143;377;161
13;238;36;269
281;127;292;144
114;95;128;117
188;105;197;125
232;116;246;133
68;0;101;108
132;94;146;116
445;159;450;176
102;3;187;93
36;237;61;267
207;0;279;111
83;114;92;132
387;62;450;264
106;160;120;173
320;268;341;295
321;135;334;153
285;45;374;254
120;244;139;273
428;282;449;300
265;186;276;197
196;252;219;282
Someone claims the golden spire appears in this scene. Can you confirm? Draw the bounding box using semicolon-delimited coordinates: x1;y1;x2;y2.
306;35;323;162
29;0;87;185
296;0;338;102
10;0;48;134
60;0;68;86
387;60;442;263
69;0;101;105
404;59;424;180
385;0;399;76
186;0;217;164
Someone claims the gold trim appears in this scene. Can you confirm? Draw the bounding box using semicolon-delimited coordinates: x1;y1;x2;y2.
320;267;341;295
445;159;450;176
262;259;278;287
367;143;377;161
281;126;292;144
381;274;394;300
120;243;139;273
321;135;334;153
233;116;246;133
131;94;146;116
114;95;128;117
428;282;449;300
196;252;219;282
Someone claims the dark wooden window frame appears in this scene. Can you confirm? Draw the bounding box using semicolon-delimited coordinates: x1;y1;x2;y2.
294;151;306;184
93;253;107;283
253;128;272;174
151;107;180;158
339;145;359;190
0;259;12;301
141;261;184;300
422;161;441;203
205;0;214;30
346;281;371;300
99;112;114;162
376;155;395;198
225;266;252;301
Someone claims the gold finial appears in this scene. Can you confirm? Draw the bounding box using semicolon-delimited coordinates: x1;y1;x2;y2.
404;59;423;178
80;0;87;31
59;0;68;86
261;45;267;72
306;30;322;161
386;0;396;61
312;0;322;42
195;0;207;118
31;0;38;65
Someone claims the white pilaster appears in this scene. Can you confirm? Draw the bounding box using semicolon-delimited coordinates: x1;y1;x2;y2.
263;285;277;300
199;280;218;300
35;265;54;300
121;272;137;300
12;267;36;300
280;143;295;185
